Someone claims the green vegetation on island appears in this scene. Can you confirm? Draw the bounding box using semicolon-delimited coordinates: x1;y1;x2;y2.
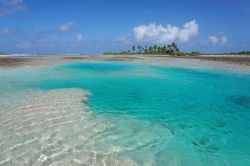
226;51;250;55
104;43;201;56
204;51;250;56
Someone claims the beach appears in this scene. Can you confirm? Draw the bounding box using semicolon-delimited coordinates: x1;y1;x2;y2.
1;55;250;73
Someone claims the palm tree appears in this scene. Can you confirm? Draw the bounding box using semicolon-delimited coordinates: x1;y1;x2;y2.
176;48;180;53
171;42;176;48
149;46;153;53
137;45;141;53
157;46;162;54
141;46;145;53
154;45;157;51
162;46;167;54
132;46;136;52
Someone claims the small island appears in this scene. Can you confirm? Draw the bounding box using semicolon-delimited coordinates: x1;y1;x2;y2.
104;43;250;57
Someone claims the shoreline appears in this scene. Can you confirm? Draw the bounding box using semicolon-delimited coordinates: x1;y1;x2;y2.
1;55;250;73
1;55;250;165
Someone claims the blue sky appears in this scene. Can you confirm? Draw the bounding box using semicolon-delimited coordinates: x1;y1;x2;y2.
0;0;250;54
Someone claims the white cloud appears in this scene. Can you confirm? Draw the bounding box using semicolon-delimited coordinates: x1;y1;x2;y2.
2;28;11;34
0;0;26;17
76;33;83;42
209;35;219;45
1;27;16;35
209;34;228;45
133;20;199;44
221;35;228;45
59;22;74;33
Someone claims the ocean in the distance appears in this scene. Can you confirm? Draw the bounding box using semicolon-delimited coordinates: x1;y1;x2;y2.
0;62;250;166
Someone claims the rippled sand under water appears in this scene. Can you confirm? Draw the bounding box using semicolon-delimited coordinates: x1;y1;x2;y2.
1;62;250;166
0;89;174;166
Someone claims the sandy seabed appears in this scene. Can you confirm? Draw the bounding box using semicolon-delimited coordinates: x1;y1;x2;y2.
0;88;173;166
0;89;135;165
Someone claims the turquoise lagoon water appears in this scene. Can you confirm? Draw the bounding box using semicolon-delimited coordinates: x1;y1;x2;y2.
0;62;250;165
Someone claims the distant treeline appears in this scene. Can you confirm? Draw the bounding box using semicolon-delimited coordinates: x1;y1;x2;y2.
226;51;250;55
130;43;180;55
104;43;201;56
204;51;250;56
0;52;6;55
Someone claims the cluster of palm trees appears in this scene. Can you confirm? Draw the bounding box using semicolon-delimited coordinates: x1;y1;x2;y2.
130;43;180;55
237;51;250;55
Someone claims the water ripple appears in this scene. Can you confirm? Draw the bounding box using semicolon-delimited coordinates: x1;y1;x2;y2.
0;88;173;165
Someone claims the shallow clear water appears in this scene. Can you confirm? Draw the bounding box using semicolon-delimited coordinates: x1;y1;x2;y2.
1;62;250;165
